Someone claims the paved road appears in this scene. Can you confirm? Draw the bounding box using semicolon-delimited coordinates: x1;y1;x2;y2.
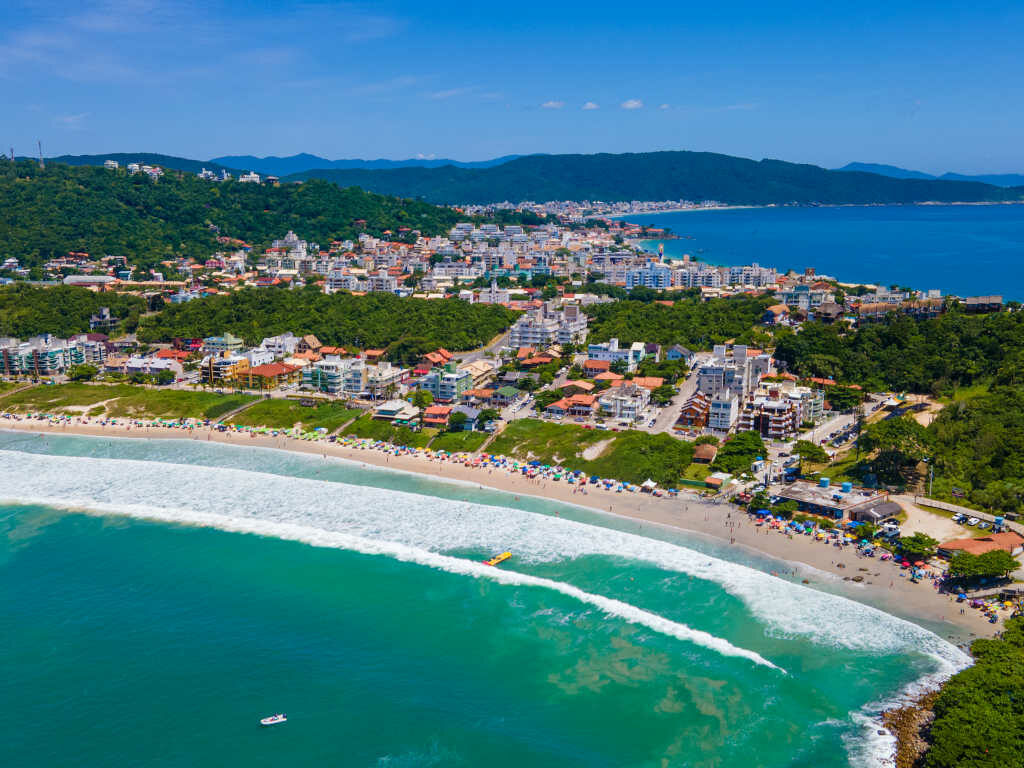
454;331;509;364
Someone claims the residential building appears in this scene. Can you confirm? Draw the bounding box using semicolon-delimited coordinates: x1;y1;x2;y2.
202;332;244;356
676;392;711;429
707;391;739;432
586;337;645;372
89;307;120;332
373;399;420;423
201;352;249;384
246;362;300;389
598;382;650;421
422;405;453;429
420;364;472;403
507;300;588;347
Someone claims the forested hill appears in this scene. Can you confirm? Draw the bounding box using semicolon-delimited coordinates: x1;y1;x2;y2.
0;160;462;271
283;151;1024;205
40;153;240;176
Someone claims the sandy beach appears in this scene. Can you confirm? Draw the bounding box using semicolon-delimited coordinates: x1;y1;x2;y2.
1;417;1003;643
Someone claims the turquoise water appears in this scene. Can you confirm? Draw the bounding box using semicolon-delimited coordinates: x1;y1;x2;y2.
634;204;1024;299
0;432;969;766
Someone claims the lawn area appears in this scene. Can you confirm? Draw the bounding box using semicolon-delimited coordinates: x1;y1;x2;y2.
683;463;712;482
0;380;19;394
430;430;488;453
0;383;255;420
811;451;865;484
488;419;694;487
342;414;436;448
105;389;256;420
230;399;363;432
937;381;991;405
0;383;139;413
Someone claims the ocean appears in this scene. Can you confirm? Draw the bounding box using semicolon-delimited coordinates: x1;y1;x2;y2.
632;204;1024;299
0;432;970;767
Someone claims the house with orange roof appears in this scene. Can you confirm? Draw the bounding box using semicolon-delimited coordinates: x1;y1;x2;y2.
246;362;300;389
938;531;1024;559
363;349;386;362
593;371;624;383
583;359;612;377
422;405;453;428
561;380;595;395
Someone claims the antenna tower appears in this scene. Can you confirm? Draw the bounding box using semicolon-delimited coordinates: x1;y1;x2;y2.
38;140;44;169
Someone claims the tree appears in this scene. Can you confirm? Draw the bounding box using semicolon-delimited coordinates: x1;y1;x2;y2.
898;532;939;560
947;550;1021;581
694;435;719;446
609;359;628;374
448;411;467;432
650;384;676;405
859;416;931;483
67;364;98;382
711;431;767;475
533;390;563;412
477;408;499;424
155;369;175;386
793;439;829;464
411;389;434;409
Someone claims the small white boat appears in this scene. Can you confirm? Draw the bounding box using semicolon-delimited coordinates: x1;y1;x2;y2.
260;714;287;726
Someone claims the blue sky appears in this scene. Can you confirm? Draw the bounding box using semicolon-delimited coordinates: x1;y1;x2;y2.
2;0;1023;172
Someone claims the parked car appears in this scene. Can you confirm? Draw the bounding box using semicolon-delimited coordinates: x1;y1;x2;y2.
967;517;979;526
952;513;966;523
977;521;991;530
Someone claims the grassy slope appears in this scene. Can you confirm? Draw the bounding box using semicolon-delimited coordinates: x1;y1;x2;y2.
229;399;362;431
429;430;489;453
0;383;254;420
488;419;695;486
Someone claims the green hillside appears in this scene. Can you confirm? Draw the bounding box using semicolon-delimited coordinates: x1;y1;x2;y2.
284;150;1024;205
43;153;240;176
0;160;462;271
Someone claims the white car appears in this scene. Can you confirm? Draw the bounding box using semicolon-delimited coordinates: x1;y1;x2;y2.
966;517;979;526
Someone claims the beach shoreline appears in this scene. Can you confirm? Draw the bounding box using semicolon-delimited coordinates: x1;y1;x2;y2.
1;418;1001;644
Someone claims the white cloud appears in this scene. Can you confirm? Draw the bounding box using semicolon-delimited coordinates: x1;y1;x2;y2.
659;103;670;110
541;100;565;109
429;86;476;100
415;153;436;159
55;112;88;127
581;101;599;110
621;99;643;110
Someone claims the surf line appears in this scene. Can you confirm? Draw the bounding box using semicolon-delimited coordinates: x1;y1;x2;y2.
4;493;785;673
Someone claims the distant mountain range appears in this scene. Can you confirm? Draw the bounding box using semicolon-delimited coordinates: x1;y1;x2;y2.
210;153;522;176
30;150;1024;206
837;162;1024;188
283;151;1023;206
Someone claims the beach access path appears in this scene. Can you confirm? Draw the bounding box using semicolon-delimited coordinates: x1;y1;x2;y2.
0;418;1000;644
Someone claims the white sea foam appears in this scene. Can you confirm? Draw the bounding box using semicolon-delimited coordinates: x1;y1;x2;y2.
0;448;968;676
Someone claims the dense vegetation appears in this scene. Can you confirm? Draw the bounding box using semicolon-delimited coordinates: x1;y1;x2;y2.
487;419;694;486
711;431;767;475
284;151;1024;205
923;617;1024;768
0;160;463;271
837;384;1024;512
136;287;518;351
927;386;1024;513
45;153;240;176
0;284;145;338
774;310;1024;393
585;294;774;349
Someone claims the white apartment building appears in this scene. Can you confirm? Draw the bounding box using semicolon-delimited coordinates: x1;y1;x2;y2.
508;301;589;347
598;383;651;422
586;337;645;372
708;391;739;432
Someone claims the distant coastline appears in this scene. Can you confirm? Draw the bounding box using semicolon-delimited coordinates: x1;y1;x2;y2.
620;203;1024;300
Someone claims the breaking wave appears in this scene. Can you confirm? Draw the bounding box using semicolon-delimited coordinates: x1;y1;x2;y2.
0;447;968;676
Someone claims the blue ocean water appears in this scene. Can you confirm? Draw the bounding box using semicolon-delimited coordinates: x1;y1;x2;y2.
633;204;1024;299
0;432;971;767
